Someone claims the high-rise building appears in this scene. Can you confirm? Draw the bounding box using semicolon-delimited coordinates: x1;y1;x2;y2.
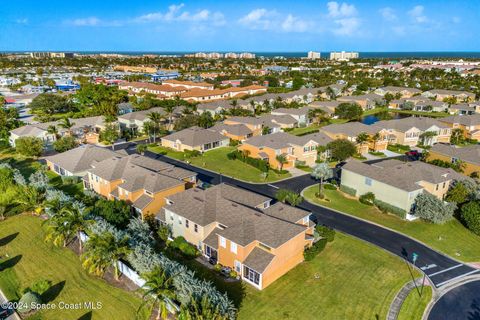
224;52;238;59
329;51;359;61
239;52;256;59
307;51;321;59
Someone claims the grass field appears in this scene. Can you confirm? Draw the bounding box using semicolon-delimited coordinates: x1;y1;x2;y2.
238;232;419;320
303;186;480;262
149;146;292;183
397;285;432;320
287;125;321;136
0;215;146;320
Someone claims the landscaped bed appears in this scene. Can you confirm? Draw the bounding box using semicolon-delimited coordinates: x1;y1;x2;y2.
303;186;480;262
238;232;420;319
0;215;147;320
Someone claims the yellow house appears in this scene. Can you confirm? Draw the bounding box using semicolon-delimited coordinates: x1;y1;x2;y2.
85;154;196;218
161;126;230;152
439;114;480;141
428;144;480;177
159;184;313;290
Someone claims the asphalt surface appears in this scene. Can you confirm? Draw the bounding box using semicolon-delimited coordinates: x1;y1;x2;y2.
429;280;480;320
139;149;478;288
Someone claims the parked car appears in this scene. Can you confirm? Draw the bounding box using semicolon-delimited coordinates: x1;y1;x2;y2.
405;150;420;160
0;305;12;320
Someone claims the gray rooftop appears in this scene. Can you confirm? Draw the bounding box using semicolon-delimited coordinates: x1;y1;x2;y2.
430;144;480;166
161;126;228;147
242;247;275;273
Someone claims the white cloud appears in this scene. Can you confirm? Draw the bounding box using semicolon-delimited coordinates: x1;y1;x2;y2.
408;5;427;23
238;9;276;30
392;26;406;36
327;2;357;18
333;17;360;36
68;17;101;26
379;7;397;21
133;3;224;26
15;18;28;24
281;14;309;32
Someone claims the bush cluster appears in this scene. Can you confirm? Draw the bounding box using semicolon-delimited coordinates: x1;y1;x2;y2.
169;236;199;258
359;192;375;206
304;239;327;261
374;199;407;219
316;225;335;242
339;185;356;196
227;150;269;172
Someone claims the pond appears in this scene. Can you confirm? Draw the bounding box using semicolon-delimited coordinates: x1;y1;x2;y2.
361;112;411;125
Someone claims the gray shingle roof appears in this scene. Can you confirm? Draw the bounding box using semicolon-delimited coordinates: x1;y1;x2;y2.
440;114;480;126
161;126;228;147
242;132;305;149
210;123;253;137
242;247;275;273
430;144;480;166
263;202;310;223
321;122;381;137
375;117;450;132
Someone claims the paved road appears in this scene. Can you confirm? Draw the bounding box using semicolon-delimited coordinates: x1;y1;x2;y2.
429;280;480;320
140;149;478;288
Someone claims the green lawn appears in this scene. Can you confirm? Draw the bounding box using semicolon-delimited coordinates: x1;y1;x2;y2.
387;144;411;153
149;146;292;183
0;215;146;320
398;285;432;320
363;107;388;116
238;232;420;320
303;186;480;262
46;171;84;197
393;110;451;118
287;125;321;136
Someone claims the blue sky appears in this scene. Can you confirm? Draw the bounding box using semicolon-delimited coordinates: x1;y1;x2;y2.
1;0;479;52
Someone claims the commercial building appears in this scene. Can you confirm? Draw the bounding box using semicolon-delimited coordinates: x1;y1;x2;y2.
329;51;359;61
307;51;321;60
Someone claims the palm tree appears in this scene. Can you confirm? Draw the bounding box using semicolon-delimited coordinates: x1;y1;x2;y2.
308;109;327;125
356;132;369;145
82;231;131;280
369;132;381;151
311;162;333;199
44;204;94;252
138;267;177;320
450;128;464;145
143;121;154;143
59;118;75;135
163;104;175;128
148;112;164;142
275;154;288;171
419;131;437;146
47;125;59;139
178;296;228;320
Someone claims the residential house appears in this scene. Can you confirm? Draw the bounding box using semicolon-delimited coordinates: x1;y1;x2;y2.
271;106;312;126
375;117;452;146
238;131;330;169
427;144;480;177
85;154;197;217
210;123;254;142
161;126;229;152
118;81;188;98
439;114;480;141
157;183;313;289
118;107;167;135
308;101;341;117
374;86;421;98
448;102;480;115
337;94;385;110
320;122;388;154
45;145;120;177
341;159;465;219
224;117;265;136
162;80;215;90
422;89;475;102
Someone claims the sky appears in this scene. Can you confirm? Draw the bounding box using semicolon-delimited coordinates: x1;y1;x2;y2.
1;0;479;52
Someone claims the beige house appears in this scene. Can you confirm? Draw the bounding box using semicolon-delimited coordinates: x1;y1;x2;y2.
161;126;229;152
374;86;421;98
439;114;480;141
341;159;465;220
337;94;385;110
375;117;451;146
422;89;475;102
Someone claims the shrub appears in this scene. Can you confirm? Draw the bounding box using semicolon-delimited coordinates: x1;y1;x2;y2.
359;192;375;206
214;263;222;272
461;201;480;235
15;136;43;157
136;144;148;154
53;136;78;153
324;183;337;190
339;185;356;196
316;225;335;242
61;176;80;185
304;239;327;261
18;291;42;313
24;279;52;296
413;193;456;224
374;199;407;219
229;139;240;147
169;236;198;258
229;271;238;278
228;150;269;172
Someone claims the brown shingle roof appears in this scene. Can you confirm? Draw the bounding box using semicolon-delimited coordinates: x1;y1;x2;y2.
430;144;480;166
242;247;275;273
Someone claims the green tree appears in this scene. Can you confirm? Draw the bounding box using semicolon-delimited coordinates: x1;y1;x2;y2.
148;112;164;142
356;132;369;145
446;182;470;204
93;198;131;228
275;154;288;171
198;112;215;129
100;123;120;145
15;136;44;157
138;266;177;320
311;162;333;199
292;77;305;90
334;103;363;120
327;139;356;161
30;93;75;116
178;296;228;320
15;185;46;215
0;107;21;141
82;231;131;280
461;201;480;235
53;136;78;152
413;192;456;224
450;128;465;145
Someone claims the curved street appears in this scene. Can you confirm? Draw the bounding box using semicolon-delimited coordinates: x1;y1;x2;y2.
429;280;480;320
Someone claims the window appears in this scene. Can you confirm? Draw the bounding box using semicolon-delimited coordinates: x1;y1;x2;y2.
170;214;174;221
194;224;198;233
443;182;446;189
230;242;237;254
243;266;260;285
436;184;439;191
219;236;226;248
234;260;242;273
365;177;372;186
186;220;189;228
258;242;271;251
178;217;182;225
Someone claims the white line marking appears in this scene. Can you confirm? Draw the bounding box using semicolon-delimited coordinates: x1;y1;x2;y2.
268;184;279;189
427;264;463;277
421;264;437;271
436;269;480;287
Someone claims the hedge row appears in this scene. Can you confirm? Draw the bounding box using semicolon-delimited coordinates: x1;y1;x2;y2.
304;239;327;261
339;184;356;196
227;150;269;172
374;199;407;219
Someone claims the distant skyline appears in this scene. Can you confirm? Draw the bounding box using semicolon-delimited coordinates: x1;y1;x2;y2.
1;1;479;52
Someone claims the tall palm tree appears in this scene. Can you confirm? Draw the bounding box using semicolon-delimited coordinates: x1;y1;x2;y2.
369;132;381;151
59;118;75;136
47;125;59;139
178;296;228;320
138;267;177;320
163;104;175;128
275;154;288;171
356;132;369;146
44;204;94;252
311;162;333;199
82;231;131;280
148;112;164;142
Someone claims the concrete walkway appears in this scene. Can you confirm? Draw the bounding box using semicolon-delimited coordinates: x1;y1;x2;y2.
387;278;427;320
